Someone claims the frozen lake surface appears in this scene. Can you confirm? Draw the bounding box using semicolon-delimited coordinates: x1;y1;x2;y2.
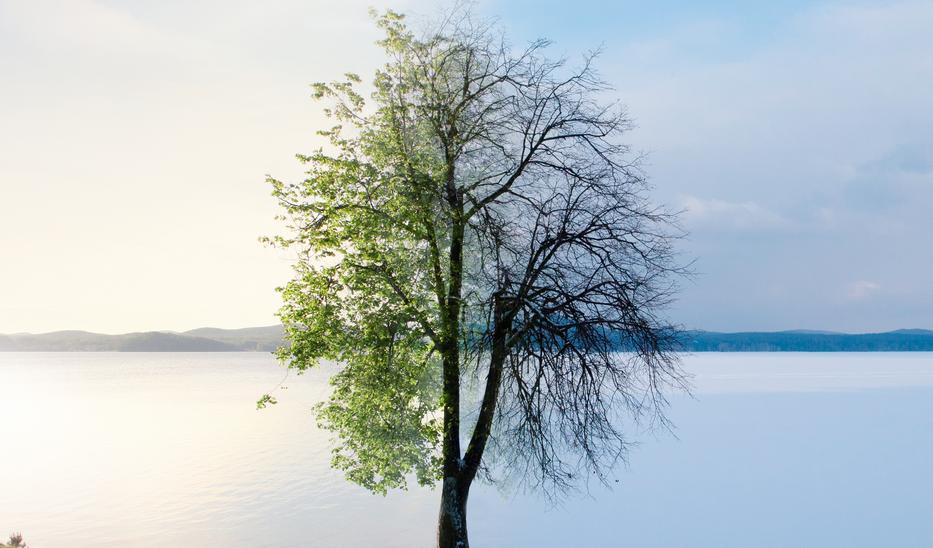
2;352;932;547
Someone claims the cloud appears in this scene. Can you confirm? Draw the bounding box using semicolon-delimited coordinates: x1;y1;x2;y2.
859;145;933;177
679;195;792;231
846;280;881;300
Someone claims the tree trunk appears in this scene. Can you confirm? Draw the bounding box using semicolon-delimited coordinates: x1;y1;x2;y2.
437;292;511;548
437;476;470;548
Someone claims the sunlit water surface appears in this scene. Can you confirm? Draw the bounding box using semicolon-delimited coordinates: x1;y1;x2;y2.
2;352;933;547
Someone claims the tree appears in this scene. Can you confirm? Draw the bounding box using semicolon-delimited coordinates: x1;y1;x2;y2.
265;8;686;548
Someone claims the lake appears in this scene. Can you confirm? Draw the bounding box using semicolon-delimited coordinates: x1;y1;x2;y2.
2;352;933;547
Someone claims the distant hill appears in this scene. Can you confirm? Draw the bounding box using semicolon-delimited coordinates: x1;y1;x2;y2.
888;329;933;336
182;325;284;351
0;326;284;352
3;326;933;352
680;330;933;352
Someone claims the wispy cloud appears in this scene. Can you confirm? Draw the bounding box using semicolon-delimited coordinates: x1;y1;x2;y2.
680;195;792;231
846;280;881;300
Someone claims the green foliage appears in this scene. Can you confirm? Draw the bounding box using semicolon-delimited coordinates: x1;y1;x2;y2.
317;336;442;493
269;10;451;494
256;393;277;410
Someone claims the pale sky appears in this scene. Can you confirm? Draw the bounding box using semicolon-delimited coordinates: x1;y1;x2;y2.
2;0;931;334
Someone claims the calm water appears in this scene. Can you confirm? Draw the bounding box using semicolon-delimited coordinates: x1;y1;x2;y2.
2;352;933;547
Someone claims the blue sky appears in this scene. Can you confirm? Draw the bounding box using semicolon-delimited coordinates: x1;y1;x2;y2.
487;0;933;332
1;0;930;333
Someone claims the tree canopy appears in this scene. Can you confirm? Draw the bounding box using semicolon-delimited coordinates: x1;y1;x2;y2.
265;8;686;547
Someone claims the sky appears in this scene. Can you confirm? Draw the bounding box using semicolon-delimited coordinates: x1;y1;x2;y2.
1;0;931;334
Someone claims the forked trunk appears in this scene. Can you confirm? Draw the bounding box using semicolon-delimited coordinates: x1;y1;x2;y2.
437;293;511;548
437;476;470;548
